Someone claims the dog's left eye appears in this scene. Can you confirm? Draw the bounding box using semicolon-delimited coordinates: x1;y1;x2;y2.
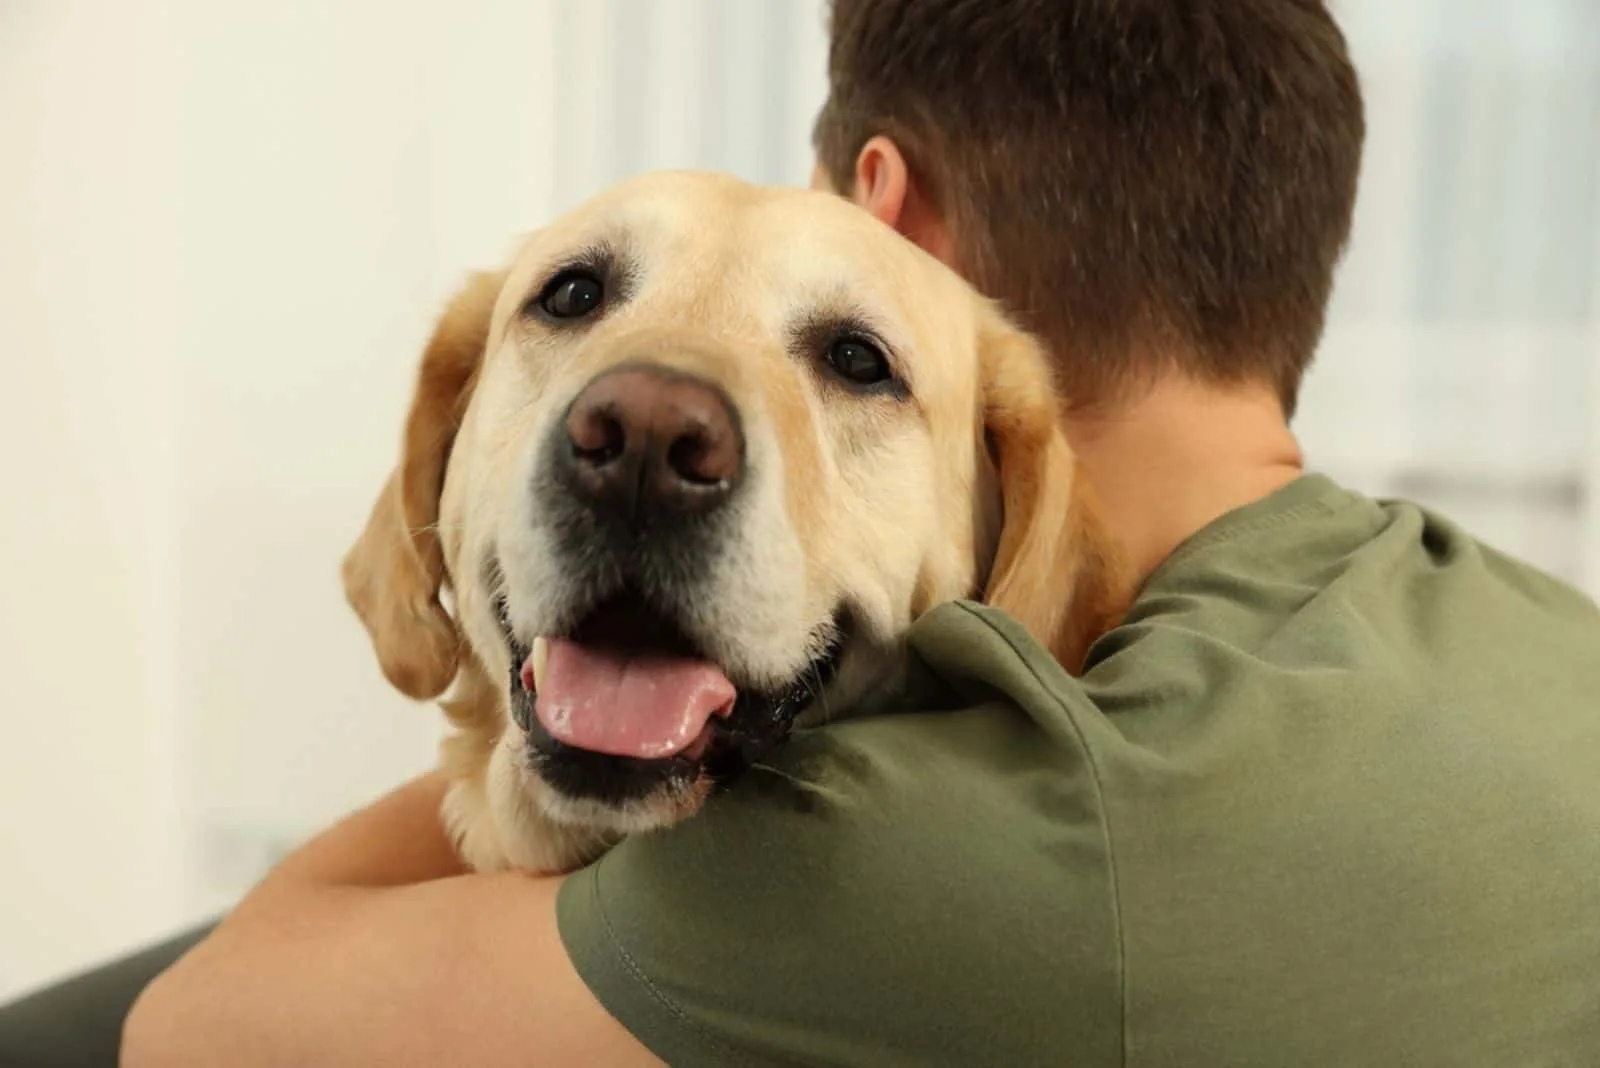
824;336;893;387
536;270;605;320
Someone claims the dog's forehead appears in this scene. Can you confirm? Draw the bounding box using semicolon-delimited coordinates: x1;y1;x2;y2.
511;173;977;333
745;193;963;314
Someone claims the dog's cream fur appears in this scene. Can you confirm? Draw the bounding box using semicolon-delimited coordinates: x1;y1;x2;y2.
343;172;1128;874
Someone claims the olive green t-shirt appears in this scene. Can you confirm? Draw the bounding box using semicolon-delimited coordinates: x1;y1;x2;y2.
557;474;1600;1066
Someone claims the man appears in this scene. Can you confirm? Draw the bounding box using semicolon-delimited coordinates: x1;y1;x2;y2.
9;0;1598;1064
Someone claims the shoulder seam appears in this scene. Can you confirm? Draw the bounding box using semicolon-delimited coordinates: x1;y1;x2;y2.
952;601;1129;1068
583;864;749;1062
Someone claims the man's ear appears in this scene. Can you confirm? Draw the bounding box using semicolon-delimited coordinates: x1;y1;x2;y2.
341;269;507;700
979;310;1133;674
847;135;910;228
839;136;960;269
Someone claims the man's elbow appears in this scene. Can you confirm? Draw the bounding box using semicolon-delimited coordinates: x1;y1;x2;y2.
120;963;180;1068
120;950;229;1068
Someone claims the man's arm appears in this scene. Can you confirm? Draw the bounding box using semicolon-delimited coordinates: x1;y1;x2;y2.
121;774;661;1068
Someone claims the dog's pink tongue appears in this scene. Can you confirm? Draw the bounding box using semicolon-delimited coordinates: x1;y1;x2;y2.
532;638;736;759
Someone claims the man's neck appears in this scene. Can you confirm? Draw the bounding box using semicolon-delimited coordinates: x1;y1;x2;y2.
1066;375;1304;590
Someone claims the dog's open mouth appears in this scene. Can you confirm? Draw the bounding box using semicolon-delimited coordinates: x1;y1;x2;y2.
523;599;737;761
496;588;846;794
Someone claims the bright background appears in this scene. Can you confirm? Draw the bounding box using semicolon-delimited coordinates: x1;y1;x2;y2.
2;0;1596;1000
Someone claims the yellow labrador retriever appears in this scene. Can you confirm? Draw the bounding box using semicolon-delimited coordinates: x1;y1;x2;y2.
343;172;1126;874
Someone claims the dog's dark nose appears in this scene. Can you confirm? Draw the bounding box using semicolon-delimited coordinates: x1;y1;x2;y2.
560;365;744;516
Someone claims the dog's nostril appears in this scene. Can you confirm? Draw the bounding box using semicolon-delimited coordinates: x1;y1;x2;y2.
568;406;626;466
666;425;734;486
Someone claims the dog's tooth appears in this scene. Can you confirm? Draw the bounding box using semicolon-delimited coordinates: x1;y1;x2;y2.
530;636;549;692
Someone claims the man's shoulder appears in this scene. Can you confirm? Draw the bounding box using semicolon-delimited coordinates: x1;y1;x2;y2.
1071;486;1600;1061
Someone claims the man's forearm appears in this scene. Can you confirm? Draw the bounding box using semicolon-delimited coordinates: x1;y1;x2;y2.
122;773;470;1066
253;773;464;887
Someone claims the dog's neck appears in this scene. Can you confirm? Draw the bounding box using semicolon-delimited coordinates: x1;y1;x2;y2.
1065;374;1304;592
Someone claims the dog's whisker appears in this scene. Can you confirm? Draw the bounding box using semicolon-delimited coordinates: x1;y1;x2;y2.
408;521;471;537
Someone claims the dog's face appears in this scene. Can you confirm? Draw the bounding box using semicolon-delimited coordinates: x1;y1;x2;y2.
344;173;1125;864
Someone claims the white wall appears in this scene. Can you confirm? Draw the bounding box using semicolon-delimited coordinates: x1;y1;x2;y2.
1;0;1596;1001
1;0;189;1001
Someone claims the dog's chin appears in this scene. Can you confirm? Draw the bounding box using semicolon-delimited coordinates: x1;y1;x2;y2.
495;591;849;833
514;742;718;836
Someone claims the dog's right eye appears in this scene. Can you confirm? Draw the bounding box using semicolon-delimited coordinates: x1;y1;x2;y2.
824;336;894;388
534;271;605;320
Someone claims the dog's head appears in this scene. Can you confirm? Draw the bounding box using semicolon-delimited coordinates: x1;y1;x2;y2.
344;172;1126;842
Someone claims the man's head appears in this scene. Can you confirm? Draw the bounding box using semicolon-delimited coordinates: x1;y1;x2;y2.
811;0;1365;417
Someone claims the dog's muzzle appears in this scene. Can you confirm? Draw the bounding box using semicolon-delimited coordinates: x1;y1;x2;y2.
497;361;844;809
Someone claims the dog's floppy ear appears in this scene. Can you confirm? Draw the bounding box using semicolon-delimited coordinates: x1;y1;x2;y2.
979;311;1132;674
342;269;507;699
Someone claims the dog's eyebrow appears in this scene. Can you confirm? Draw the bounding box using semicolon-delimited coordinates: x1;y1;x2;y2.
787;308;907;377
525;239;636;308
544;241;614;276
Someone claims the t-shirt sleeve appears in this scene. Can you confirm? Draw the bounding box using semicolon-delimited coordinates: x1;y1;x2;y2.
556;730;972;1068
556;748;877;1068
556;605;1124;1067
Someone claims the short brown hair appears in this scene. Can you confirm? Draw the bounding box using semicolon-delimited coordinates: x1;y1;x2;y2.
813;0;1365;414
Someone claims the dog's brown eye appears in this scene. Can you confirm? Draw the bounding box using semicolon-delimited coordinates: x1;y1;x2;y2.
825;337;892;387
538;271;604;319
